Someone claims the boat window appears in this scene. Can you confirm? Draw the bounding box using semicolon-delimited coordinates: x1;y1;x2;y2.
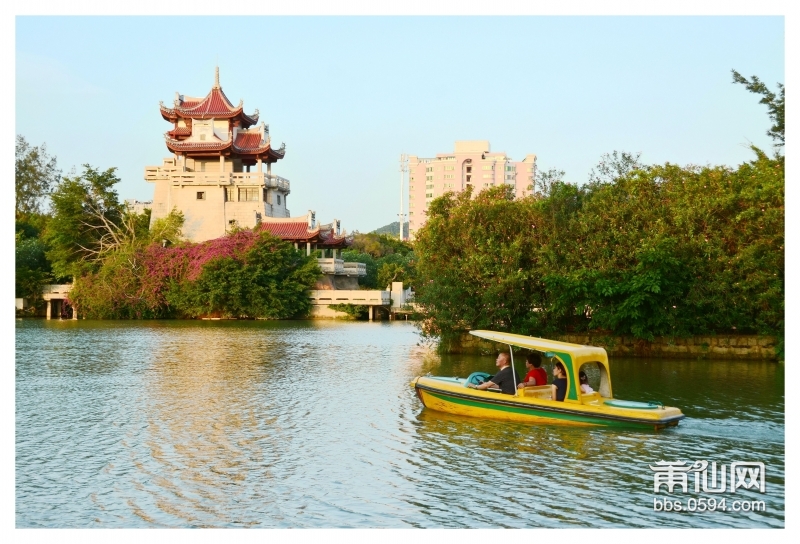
579;362;611;398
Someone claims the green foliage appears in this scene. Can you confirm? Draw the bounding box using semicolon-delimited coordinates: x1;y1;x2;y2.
66;208;185;319
167;232;320;319
413;185;544;344
71;227;320;320
15;232;52;300
732;69;784;148
45;164;124;279
339;250;379;288
342;233;416;290
376;252;416;290
328;303;370;319
413;151;784;349
16;135;60;217
349;232;413;258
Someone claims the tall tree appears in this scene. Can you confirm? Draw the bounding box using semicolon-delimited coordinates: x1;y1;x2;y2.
45;165;124;279
15;135;61;217
732;70;785;148
587;151;646;186
15;232;52;300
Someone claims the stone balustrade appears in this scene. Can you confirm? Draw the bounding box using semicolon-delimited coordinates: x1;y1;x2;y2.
342;262;367;277
309;290;390;306
42;284;72;297
317;258;345;275
316;259;366;276
144;167;290;192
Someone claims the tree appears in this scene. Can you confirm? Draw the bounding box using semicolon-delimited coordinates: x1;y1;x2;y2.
413;149;783;353
349;232;413;258
413;185;546;346
15;232;52;300
15;135;61;217
166;232;320;319
376;252;416;290
45;165;124;279
530;166;565;197
587;151;646;186
732;70;785;148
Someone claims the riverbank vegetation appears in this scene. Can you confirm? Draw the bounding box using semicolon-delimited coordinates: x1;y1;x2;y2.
413;72;784;355
14;148;320;319
341;232;416;290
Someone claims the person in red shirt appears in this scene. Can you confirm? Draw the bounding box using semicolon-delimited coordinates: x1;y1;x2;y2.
517;352;548;389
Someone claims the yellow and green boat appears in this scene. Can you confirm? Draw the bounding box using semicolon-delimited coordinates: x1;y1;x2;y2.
411;330;685;430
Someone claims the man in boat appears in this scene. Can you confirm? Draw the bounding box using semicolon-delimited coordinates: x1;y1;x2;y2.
517;352;548;389
467;352;517;394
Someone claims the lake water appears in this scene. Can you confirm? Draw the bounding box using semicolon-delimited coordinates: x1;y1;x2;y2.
15;319;784;528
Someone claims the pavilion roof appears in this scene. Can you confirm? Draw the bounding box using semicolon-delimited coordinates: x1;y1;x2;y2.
259;220;319;241
159;68;259;127
258;216;352;248
164;122;286;160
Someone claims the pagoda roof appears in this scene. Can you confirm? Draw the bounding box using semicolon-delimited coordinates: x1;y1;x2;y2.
159;68;259;127
260;220;318;241
258;215;351;247
317;224;352;247
167;126;192;138
164;122;286;160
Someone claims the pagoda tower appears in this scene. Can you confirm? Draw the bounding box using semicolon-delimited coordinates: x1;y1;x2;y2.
145;67;291;242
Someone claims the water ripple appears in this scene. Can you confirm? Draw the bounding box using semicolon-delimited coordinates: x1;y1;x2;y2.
16;320;784;527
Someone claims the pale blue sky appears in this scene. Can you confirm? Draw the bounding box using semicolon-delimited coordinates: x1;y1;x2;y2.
16;16;784;232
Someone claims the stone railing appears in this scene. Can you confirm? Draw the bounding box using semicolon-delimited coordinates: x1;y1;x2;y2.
316;260;367;276
343;262;367;277
42;284;72;296
144;167;290;192
317;258;345;275
309;290;390;306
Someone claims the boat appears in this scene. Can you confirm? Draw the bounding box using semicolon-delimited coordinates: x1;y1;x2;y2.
410;330;685;430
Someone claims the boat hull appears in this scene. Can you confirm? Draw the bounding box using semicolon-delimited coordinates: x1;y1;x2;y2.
413;377;684;430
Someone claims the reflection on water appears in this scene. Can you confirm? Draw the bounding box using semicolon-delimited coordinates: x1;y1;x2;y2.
16;320;784;527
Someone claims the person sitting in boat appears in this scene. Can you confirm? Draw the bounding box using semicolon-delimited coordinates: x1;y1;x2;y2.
517;351;548;389
468;352;517;395
551;361;568;401
579;370;594;394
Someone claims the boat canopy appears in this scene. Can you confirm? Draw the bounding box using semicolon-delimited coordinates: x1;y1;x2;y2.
469;330;613;403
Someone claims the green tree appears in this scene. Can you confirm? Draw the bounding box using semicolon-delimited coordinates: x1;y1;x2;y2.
413;185;547;346
45;165;124;279
376;252;416;290
349;232;413;258
587;151;646;186
413;149;783;353
167;232;320;319
15;232;52;301
732;70;784;148
339;250;378;288
15;135;60;217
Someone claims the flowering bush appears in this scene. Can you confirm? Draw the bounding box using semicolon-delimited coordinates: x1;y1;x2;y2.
70;229;320;319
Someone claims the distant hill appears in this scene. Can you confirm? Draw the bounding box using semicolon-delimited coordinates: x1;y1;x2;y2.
371;221;409;237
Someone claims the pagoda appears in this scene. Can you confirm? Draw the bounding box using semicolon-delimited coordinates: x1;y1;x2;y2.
145;67;291;242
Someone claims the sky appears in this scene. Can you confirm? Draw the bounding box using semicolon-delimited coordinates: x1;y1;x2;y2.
14;15;785;233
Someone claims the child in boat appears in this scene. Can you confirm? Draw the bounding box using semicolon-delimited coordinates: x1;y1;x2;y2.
579;370;594;394
517;351;548;389
551;361;568;401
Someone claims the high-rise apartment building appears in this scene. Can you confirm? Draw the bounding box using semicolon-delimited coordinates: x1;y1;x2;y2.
407;141;536;238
